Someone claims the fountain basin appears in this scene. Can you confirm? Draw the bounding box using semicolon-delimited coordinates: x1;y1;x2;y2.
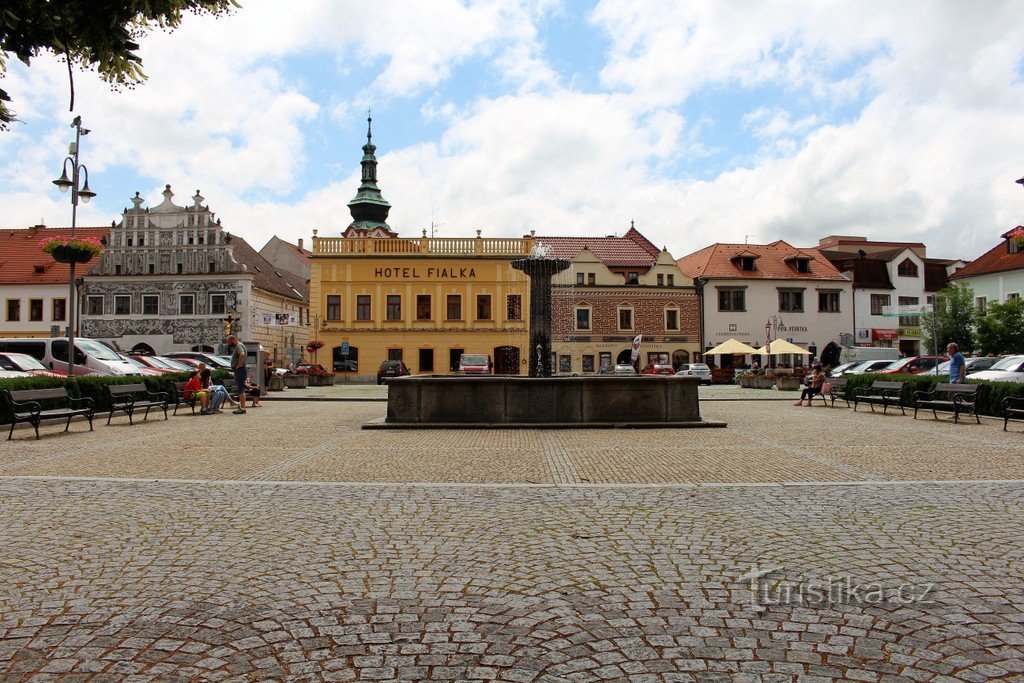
364;375;726;429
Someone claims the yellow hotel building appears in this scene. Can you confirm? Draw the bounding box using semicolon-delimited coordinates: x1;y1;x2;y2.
309;117;532;378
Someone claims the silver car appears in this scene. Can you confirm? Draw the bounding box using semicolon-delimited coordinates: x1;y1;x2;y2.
675;363;712;384
612;364;637;375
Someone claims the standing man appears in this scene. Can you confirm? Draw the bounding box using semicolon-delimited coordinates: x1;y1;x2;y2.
947;342;966;384
228;334;248;414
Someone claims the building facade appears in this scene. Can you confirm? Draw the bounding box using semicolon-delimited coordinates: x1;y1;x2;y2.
0;226;108;338
259;235;311;281
80;186;308;358
949;226;1024;311
678;240;853;367
545;230;700;373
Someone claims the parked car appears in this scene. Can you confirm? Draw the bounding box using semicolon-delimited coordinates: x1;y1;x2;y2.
166;352;233;369
0;352;64;376
334;359;358;372
876;355;948;375
458;354;492;375
166;356;201;369
965;355;1024;384
934;356;1000;377
612;364;637;375
845;359;900;375
377;360;410;384
294;363;327;375
826;361;862;377
0;337;140;376
640;363;675;376
118;353;166;376
0;370;32;379
132;354;193;373
837;346;903;364
675;363;712;384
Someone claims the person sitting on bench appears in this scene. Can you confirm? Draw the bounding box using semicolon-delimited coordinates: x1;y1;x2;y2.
794;364;825;407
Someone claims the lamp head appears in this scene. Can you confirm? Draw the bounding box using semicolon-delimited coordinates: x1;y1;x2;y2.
52;168;72;193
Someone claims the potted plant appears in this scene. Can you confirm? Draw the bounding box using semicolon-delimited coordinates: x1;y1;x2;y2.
1009;226;1024;248
305;363;334;386
774;375;802;390
305;339;325;366
282;372;308;389
39;236;104;264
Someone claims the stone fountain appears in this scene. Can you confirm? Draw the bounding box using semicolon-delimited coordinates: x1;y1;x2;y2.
367;244;723;429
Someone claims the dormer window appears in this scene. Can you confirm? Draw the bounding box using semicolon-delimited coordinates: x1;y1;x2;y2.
794;258;810;273
897;258;918;277
734;256;756;271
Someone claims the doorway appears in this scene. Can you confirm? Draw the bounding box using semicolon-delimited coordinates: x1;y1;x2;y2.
332;345;358;372
493;345;519;374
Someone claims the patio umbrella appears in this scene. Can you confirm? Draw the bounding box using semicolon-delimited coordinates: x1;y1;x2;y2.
705;338;760;356
755;339;812;356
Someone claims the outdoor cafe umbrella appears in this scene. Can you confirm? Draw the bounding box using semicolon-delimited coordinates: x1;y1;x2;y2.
754;338;813;356
705;338;760;356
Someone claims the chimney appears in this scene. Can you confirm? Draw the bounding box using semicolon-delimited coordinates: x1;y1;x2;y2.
298;238;304;251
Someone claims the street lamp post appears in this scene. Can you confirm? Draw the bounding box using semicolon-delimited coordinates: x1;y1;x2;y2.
52;116;96;378
766;315;784;369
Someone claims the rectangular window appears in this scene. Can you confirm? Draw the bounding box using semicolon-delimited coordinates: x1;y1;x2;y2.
87;296;104;316
356;295;371;321
29;299;43;322
898;296;919;326
446;295;462;320
179;294;195;316
665;309;679;331
976;296;987;315
818;291;840;313
506;294;522;321
582;354;595;373
114;295;131;316
778;290;804;312
326;295;341;321
667;274;674;286
618;308;633;330
52;298;67;322
5;299;20;321
587;273;596;285
717;289;745;312
386;294;402;321
559;355;572;373
416;295;432;320
626;272;639;284
142;295;159;316
576;308;591;330
476;295;492;320
210;293;227;315
657;274;664;286
419;348;434;372
1006;292;1020;301
576;273;585;285
387;348;403;361
870;294;890;316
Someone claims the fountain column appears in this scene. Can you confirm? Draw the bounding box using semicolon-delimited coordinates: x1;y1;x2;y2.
511;256;571;377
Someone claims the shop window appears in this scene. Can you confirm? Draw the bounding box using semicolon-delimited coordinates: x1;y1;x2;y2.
582;355;595;373
326;295;341;321
29;299;43;322
476;295;492;320
386;295;402;321
142;295;159;316
356;295;371;321
446;295;462;320
559;355;572;373
416;295;431;320
506;295;522;320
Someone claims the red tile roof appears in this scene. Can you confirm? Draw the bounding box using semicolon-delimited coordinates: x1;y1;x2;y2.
676;240;847;281
949;230;1024;280
284;240;311;264
0;226;110;284
533;234;657;268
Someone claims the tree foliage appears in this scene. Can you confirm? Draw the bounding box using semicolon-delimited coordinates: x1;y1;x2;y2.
0;0;238;129
919;282;975;354
976;297;1024;355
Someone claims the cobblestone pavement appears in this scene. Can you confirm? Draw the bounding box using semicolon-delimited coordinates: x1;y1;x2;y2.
3;398;1023;484
0;479;1022;681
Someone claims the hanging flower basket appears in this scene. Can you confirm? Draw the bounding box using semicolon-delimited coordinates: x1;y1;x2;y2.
305;339;325;354
39;237;104;264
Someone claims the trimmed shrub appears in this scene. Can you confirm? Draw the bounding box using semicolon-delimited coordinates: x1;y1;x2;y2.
842;372;1024;416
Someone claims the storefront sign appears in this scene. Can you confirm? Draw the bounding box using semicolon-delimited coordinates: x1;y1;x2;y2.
899;327;922;338
261;312;298;326
856;328;870;341
373;266;477;279
872;328;899;341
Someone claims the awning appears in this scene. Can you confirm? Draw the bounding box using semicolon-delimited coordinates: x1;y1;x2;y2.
872;328;899;341
754;339;813;356
705;338;760;356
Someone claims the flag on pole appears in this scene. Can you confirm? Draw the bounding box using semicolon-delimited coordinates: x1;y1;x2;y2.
630;333;642;363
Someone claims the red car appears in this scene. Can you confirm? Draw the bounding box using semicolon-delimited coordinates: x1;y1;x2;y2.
640;363;675;375
0;351;64;376
876;355;948;375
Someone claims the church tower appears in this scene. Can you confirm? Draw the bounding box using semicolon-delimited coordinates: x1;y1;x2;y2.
342;114;396;238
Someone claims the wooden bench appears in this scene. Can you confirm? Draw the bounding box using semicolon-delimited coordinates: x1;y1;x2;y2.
106;383;170;425
851;380;906;415
1003;396;1024;431
913;383;981;423
815;377;850;407
171;381;198;416
2;387;95;440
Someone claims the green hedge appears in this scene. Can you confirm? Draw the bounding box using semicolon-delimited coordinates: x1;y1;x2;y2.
839;372;1024;416
0;370;231;424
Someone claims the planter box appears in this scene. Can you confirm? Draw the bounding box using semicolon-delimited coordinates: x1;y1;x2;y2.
282;375;308;389
774;377;802;390
740;377;774;389
307;374;335;386
267;376;284;391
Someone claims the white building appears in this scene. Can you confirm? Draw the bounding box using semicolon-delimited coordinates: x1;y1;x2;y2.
80;186;309;359
677;240;854;367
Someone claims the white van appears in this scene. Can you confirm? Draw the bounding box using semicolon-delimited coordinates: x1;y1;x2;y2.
0;338;141;376
838;346;902;364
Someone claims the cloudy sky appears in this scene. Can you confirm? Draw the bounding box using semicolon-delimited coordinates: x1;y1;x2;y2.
2;0;1024;261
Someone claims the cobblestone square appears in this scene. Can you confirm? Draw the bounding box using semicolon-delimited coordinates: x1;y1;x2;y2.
1;394;1022;680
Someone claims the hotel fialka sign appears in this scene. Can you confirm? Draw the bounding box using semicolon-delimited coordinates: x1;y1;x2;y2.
373;266;478;280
